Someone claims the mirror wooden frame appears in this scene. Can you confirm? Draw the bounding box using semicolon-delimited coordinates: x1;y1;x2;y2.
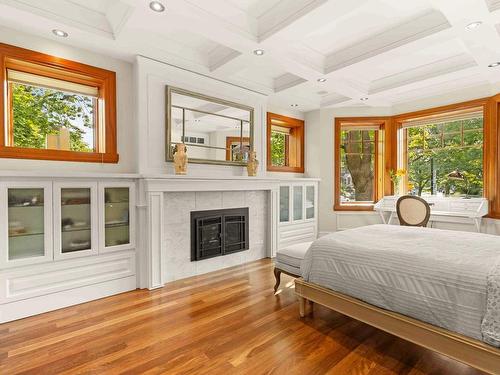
165;86;254;166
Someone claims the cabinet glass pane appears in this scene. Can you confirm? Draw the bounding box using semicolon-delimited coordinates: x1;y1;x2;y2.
306;186;315;219
61;188;91;253
104;188;130;247
279;186;290;222
293;186;303;221
8;188;45;260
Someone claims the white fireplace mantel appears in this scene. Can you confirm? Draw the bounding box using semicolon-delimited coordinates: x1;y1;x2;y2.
137;175;320;289
141;175;320;192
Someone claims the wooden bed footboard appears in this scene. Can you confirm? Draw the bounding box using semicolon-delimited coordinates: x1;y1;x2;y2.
295;278;500;375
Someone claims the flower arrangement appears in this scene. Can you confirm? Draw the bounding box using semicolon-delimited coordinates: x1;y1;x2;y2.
389;168;406;195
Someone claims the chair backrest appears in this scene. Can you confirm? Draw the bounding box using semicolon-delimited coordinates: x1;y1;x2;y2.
396;195;431;227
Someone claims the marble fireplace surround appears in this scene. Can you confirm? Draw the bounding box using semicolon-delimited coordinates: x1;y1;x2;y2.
139;176;313;289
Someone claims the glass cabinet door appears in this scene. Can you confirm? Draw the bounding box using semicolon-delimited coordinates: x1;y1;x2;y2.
1;182;53;268
293;186;303;221
104;187;130;248
279;186;290;223
305;185;315;219
8;188;45;260
54;182;97;259
61;188;92;253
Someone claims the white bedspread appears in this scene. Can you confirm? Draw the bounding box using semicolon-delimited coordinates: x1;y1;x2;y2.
301;224;500;346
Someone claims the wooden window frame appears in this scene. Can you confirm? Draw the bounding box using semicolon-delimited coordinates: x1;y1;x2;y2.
334;117;394;211
0;42;118;163
267;112;304;173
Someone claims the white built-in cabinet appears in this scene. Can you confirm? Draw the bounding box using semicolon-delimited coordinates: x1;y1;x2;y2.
0;178;137;323
278;182;318;249
1;180;136;267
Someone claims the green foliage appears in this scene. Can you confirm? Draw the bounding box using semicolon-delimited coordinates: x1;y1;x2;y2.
11;83;94;152
270;131;286;166
407;118;483;197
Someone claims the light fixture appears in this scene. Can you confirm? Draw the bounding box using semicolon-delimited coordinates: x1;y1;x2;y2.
360;97;369;101
317;78;327;83
291;104;298;107
488;62;500;68
465;21;482;30
149;1;165;12
52;29;68;38
253;49;265;56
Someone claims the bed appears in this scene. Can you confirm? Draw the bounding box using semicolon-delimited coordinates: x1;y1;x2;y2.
296;224;500;374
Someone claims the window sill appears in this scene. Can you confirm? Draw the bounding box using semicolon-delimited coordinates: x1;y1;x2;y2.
334;204;374;212
0;147;119;163
267;165;304;173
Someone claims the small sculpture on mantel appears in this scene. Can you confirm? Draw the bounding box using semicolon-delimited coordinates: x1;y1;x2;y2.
173;143;188;175
246;151;259;177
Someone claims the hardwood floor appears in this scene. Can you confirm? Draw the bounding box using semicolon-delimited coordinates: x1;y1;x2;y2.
0;259;486;375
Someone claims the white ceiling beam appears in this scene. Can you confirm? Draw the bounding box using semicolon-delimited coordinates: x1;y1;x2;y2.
369;54;478;94
325;10;452;74
257;0;328;42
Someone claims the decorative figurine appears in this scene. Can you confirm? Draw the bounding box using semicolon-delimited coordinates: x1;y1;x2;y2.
246;151;259;177
173;143;188;175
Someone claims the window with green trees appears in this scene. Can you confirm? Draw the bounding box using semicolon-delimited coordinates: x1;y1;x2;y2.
270;129;287;166
405;114;483;197
267;113;304;172
10;82;96;152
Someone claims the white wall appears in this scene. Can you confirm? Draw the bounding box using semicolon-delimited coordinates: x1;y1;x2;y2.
0;27;136;174
305;96;500;235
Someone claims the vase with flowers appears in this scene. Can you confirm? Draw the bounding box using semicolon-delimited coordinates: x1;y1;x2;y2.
389;169;406;196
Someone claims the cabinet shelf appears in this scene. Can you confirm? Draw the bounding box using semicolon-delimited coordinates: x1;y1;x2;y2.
9;231;44;238
105;222;129;229
62;227;91;233
8;203;44;208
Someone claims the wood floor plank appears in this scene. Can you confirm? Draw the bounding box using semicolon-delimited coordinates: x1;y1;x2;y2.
0;259;487;375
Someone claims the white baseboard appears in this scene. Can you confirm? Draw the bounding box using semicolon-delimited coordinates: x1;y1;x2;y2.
0;275;136;323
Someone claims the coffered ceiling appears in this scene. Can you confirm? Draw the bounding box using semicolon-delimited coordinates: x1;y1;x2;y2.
0;0;500;112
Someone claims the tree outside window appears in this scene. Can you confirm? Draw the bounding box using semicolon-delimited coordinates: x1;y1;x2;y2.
406;117;483;197
11;83;95;152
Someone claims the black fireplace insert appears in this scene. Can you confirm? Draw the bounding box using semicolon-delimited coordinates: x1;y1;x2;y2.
191;207;249;261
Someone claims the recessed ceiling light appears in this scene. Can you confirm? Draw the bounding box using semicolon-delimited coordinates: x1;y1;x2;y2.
360;97;369;101
52;29;68;38
317;78;327;83
149;1;165;12
253;49;265;56
488;62;500;67
465;21;482;30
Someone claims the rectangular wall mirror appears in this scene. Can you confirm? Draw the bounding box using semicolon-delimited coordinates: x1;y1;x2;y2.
166;86;254;166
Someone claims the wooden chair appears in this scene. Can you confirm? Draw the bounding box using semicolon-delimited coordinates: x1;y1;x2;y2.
396;195;431;227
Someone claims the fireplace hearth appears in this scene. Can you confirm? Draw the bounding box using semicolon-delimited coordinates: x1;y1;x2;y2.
191;207;249;261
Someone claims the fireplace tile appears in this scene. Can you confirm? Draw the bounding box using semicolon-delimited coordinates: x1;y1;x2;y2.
222;191;246;208
195;192;223;210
